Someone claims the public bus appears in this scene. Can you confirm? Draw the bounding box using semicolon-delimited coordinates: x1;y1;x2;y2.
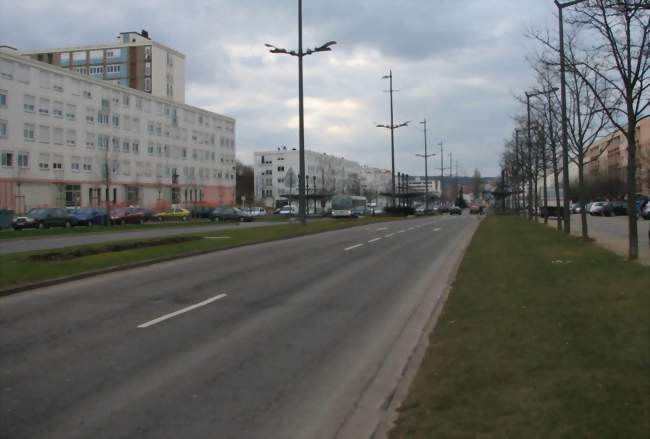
331;195;368;218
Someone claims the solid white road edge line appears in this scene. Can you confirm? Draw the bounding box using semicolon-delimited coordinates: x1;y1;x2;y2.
138;293;228;328
344;244;364;251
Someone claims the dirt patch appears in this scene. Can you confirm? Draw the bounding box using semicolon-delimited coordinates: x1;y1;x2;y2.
28;236;202;261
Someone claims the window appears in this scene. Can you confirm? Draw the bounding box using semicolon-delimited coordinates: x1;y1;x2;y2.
0;120;6;138
17;152;29;168
112;113;120;128
182;147;187;159
38;97;50;115
147;122;155;135
144;77;151;92
122;94;130;107
52;154;64;170
97;110;109;125
144;46;151;60
39;71;50;89
147;142;154;155
52;74;64;92
66;129;76;146
156;143;162;156
38;125;50;143
83;157;92;172
74;67;87;75
59;52;70;65
122;139;130;153
97;134;109;150
17;65;30;83
38;153;50;171
53;101;63;118
112;93;120;106
85;131;95;148
73;51;87;63
23;95;35;112
136;97;143;110
112;136;120;151
71;156;81;172
89;65;104;75
132;140;140;154
65;103;76;121
53;127;64;145
86;107;95;123
0;59;14;79
1;151;13;167
106;64;121;74
0;89;6;107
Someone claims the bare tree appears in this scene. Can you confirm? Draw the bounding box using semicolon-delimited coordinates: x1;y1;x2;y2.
568;0;649;259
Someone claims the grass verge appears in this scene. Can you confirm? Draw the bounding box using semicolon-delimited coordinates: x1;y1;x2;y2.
0;216;400;292
0;218;292;241
390;215;649;439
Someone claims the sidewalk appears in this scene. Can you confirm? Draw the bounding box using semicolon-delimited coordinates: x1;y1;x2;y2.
546;215;650;265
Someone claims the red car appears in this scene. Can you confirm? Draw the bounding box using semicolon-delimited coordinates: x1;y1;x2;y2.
110;208;145;225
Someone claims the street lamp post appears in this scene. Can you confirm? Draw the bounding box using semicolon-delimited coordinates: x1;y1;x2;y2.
265;0;336;225
416;118;436;212
376;70;409;208
555;0;586;233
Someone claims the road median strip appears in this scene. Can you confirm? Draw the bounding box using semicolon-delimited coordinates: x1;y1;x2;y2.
388;215;649;438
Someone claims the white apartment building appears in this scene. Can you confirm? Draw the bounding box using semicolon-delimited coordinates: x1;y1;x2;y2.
254;147;392;207
408;175;441;197
0;48;236;213
21;30;186;104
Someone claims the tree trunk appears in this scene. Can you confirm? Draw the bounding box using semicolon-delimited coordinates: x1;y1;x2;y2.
626;116;638;260
579;153;588;240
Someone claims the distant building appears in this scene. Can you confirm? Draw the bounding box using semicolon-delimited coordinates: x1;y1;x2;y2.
585;118;650;194
407;175;441;197
20;30;185;104
0;46;235;212
253;147;391;207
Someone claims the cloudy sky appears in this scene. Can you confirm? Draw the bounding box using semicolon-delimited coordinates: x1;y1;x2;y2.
1;0;558;177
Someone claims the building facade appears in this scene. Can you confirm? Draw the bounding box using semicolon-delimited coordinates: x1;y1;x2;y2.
20;30;185;104
0;48;235;213
253;147;391;207
585;118;650;195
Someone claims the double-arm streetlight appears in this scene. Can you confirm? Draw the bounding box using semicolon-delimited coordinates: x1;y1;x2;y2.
415;118;436;212
376;70;409;207
555;0;586;233
265;0;336;225
525;87;558;220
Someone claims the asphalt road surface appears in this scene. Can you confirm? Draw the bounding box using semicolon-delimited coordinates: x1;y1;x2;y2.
0;221;281;255
0;215;479;439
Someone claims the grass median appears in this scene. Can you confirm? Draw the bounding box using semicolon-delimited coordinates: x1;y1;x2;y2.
0;216;401;292
390;215;649;439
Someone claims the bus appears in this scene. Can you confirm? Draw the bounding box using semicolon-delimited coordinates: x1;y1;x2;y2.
331;195;367;218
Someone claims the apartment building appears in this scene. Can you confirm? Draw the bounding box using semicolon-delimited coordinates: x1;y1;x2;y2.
253;147;391;206
20;30;185;104
585;118;650;194
0;48;235;212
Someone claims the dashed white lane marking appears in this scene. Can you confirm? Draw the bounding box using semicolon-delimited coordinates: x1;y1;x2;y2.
138;293;228;328
376;227;388;231
434;228;441;232
368;237;382;243
407;227;415;231
397;230;405;234
345;244;364;251
385;233;395;238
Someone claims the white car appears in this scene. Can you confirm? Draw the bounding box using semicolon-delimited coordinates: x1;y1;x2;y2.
277;206;297;215
247;207;267;216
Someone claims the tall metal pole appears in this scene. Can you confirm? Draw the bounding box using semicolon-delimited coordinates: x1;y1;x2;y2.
448;151;453;202
297;0;306;225
423;119;428;211
388;71;396;207
439;141;444;203
526;93;534;220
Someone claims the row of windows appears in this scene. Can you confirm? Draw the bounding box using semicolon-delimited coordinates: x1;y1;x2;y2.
0;149;235;182
0;59;235;132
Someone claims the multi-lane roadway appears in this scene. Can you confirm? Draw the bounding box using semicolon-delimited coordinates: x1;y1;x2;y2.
0;215;479;439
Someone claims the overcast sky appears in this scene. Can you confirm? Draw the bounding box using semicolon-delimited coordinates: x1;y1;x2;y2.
1;0;558;177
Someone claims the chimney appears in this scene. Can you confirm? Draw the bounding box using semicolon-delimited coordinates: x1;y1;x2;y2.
141;29;150;39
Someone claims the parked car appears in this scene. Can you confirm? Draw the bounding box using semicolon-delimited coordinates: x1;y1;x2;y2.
570;203;581;214
469;204;484;214
589;202;612;217
71;207;108;226
450;206;462;215
210;206;253;222
247;207;267;217
189;205;214;219
11;208;77;230
153;207;191;222
110;208;146;225
609;200;628;216
277;206;297;216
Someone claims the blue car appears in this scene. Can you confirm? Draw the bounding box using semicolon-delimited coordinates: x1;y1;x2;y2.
71;207;108;226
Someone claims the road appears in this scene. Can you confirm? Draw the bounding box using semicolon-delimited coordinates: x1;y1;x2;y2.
0;221;282;255
0;215;479;439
